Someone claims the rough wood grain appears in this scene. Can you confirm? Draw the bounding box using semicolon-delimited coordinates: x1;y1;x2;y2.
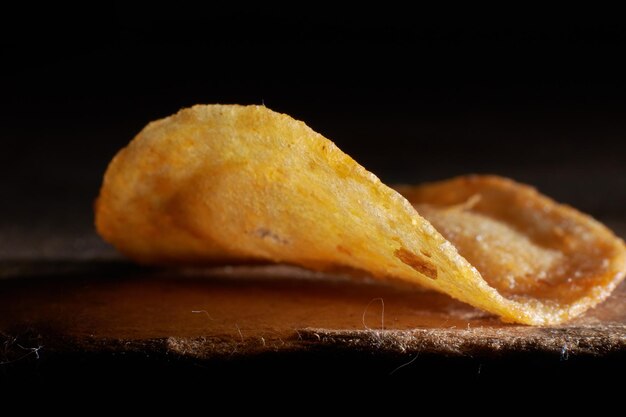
1;220;624;380
2;262;625;368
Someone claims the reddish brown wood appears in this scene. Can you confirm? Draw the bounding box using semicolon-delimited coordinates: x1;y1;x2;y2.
2;263;625;365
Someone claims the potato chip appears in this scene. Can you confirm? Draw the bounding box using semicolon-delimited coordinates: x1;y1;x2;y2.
96;105;626;325
395;176;626;324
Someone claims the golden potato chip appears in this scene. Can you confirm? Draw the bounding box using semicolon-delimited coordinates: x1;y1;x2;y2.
96;104;626;325
395;176;626;323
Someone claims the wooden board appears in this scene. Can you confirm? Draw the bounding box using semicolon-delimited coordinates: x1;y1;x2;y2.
2;262;625;366
2;222;626;381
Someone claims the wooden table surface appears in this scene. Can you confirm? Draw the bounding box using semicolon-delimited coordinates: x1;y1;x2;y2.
2;222;626;382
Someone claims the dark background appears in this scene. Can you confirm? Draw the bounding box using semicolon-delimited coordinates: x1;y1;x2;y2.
2;5;626;253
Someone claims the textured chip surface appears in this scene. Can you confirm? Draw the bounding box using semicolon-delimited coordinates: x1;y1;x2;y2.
96;105;626;325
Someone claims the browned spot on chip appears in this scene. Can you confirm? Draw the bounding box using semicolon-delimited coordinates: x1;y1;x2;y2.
420;249;432;258
336;245;352;256
394;247;438;280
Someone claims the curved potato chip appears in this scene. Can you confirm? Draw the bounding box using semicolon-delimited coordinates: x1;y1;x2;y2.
395;176;626;323
96;104;626;325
